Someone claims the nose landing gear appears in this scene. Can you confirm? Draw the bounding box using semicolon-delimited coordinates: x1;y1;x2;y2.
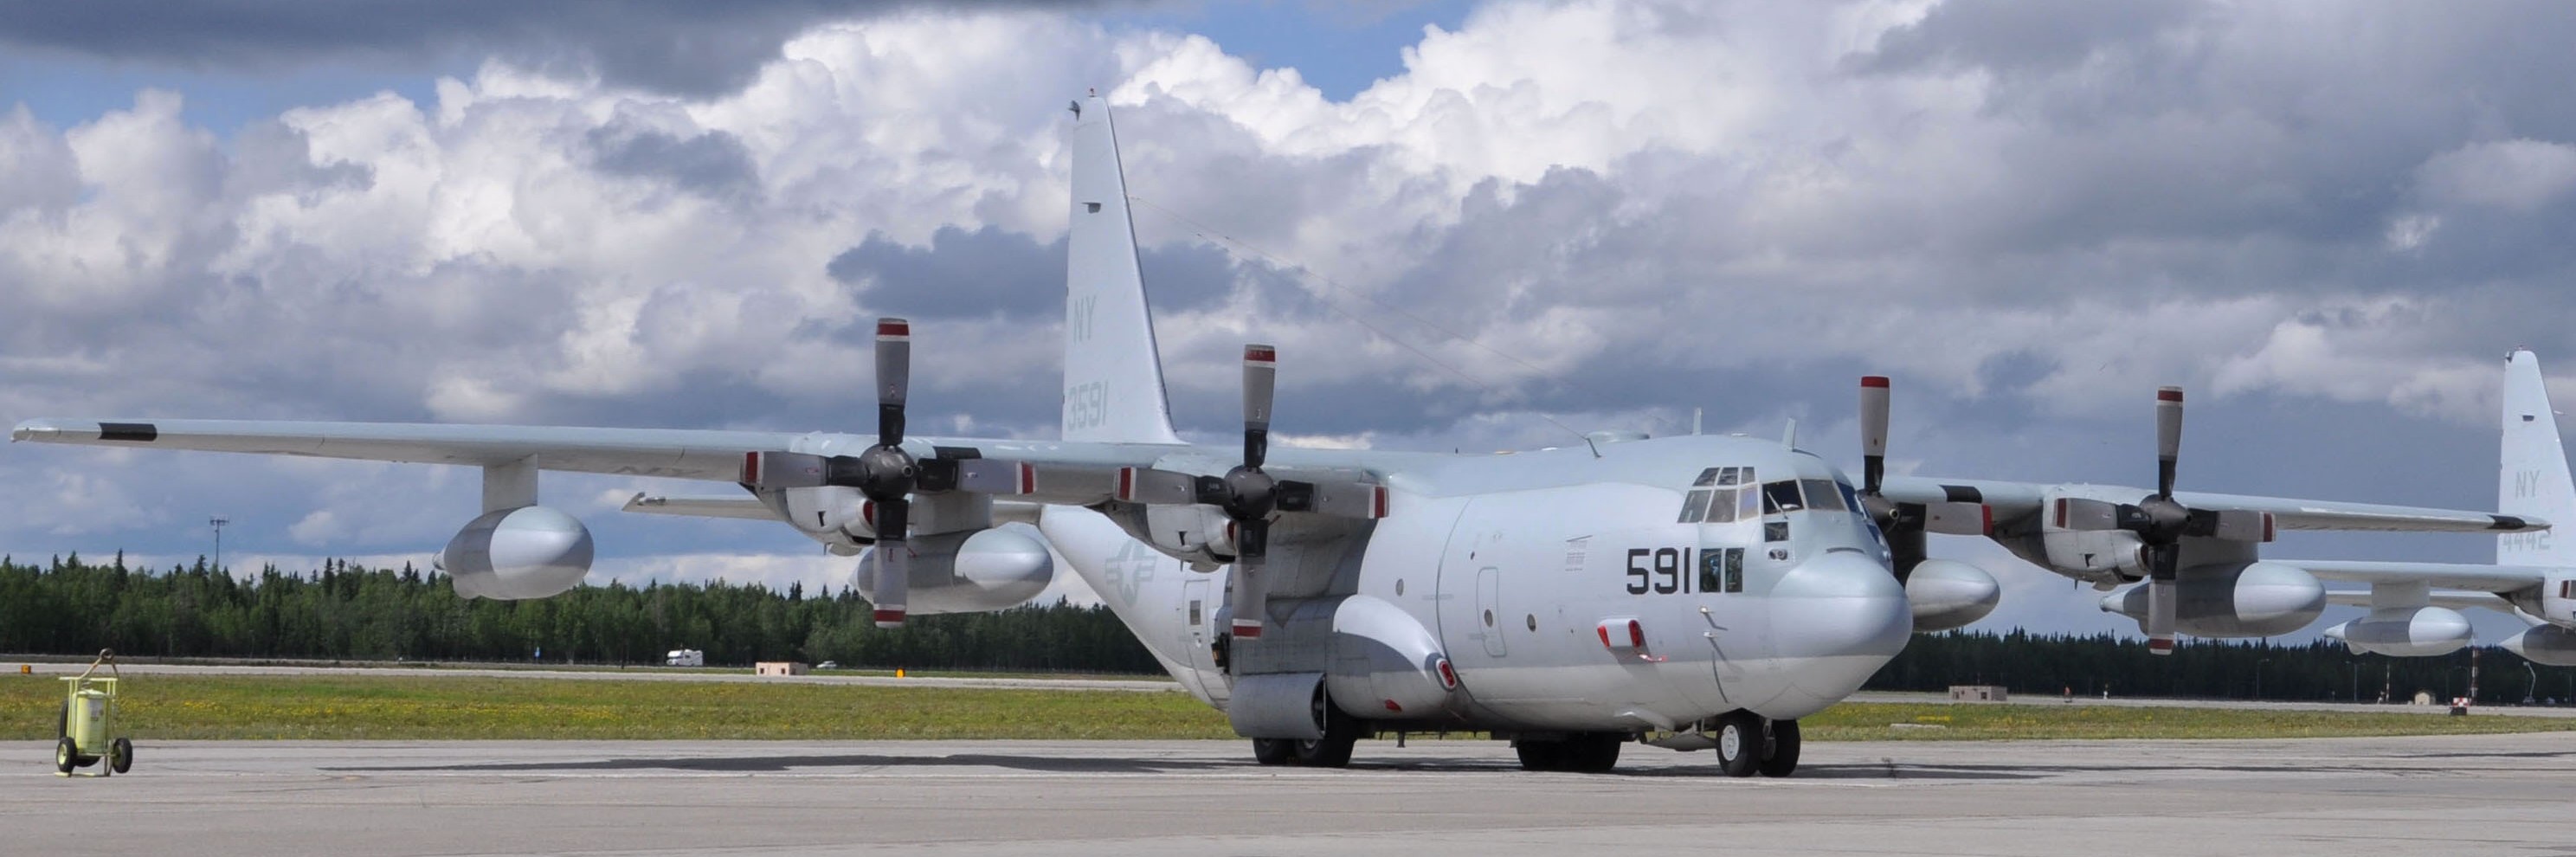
1713;711;1800;777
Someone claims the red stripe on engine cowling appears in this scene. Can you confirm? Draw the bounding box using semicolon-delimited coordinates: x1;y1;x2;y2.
741;452;761;484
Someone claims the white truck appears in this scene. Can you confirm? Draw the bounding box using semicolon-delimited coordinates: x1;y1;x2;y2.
664;649;705;667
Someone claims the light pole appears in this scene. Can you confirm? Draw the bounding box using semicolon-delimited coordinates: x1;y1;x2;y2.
209;516;229;571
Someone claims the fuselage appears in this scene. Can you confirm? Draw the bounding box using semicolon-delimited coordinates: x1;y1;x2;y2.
1041;432;1913;733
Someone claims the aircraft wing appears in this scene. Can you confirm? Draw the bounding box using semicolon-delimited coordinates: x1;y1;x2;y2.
11;418;807;481
2322;587;2520;614
2288;560;2556;593
1877;476;2545;533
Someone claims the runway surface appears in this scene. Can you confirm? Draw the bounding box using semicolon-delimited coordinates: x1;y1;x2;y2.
10;734;2573;855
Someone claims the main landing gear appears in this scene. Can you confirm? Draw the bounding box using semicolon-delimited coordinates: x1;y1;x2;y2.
1514;731;1624;772
1712;710;1800;777
1250;689;1362;768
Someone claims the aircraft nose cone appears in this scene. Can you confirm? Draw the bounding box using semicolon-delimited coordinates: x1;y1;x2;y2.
1766;550;1911;715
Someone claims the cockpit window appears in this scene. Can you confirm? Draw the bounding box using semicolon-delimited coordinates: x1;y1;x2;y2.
1705;487;1739;523
1800;479;1846;512
1837;482;1864;516
1678;490;1712;523
1761;480;1804;514
1692;468;1720;487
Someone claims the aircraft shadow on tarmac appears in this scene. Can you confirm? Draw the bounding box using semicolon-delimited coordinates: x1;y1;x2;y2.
326;753;2038;780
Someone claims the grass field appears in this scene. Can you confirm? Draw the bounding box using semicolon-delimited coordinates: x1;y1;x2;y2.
10;672;2573;742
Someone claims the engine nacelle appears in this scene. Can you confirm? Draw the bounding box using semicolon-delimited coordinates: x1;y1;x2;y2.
2502;625;2576;667
1905;559;2001;632
2100;562;2324;638
2325;606;2473;657
2039;529;2146;577
440;506;594;600
853;526;1054;615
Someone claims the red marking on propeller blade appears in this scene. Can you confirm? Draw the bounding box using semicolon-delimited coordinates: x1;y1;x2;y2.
877;319;911;339
1861;376;1890;388
2263;512;2276;542
1372;485;1389;519
741;452;761;484
2148;636;2175;653
2157;388;2183;402
1244;345;1276;364
1018;461;1036;494
1116;467;1135;501
873;609;906;624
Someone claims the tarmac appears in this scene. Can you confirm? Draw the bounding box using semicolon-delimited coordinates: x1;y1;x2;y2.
9;733;2573;856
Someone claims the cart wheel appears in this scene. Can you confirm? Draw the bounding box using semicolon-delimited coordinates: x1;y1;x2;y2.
55;737;77;774
110;738;132;774
56;702;68;739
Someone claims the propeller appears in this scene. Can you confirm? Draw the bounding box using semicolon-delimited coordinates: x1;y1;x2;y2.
2051;386;2272;655
737;318;1034;629
1854;376;1989;582
1115;345;1388;641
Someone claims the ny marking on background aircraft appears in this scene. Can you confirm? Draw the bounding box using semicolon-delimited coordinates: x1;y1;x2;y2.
8;93;2544;775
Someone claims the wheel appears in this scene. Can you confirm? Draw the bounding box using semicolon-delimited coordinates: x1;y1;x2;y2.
110;738;133;775
1292;688;1359;768
1757;719;1800;778
1713;712;1761;777
56;702;68;739
1562;732;1623;773
1252;738;1297;765
1513;738;1565;771
55;737;77;774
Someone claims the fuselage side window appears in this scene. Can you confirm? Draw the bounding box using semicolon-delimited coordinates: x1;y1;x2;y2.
1800;479;1845;512
1724;548;1744;592
1699;547;1746;593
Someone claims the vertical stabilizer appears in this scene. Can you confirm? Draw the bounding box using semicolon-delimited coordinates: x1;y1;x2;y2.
2500;350;2575;565
1062;94;1184;445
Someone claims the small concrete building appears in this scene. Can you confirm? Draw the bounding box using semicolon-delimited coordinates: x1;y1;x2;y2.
1948;685;2008;702
755;661;808;677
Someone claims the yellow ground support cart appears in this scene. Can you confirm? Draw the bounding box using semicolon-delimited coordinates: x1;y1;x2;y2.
55;649;132;776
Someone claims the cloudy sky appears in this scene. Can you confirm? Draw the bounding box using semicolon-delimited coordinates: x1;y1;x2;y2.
5;0;2575;642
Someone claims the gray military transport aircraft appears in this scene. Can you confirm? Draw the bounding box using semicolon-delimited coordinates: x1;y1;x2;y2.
10;93;2547;776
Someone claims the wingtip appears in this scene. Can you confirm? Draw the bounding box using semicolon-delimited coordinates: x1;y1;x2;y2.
10;421;59;442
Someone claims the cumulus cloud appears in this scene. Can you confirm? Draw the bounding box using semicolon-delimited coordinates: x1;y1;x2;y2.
8;1;2576;636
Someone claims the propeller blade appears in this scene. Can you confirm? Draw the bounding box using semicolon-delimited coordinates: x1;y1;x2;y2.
877;318;911;448
872;496;910;628
2154;385;2182;499
1859;376;1890;495
1231;518;1269;639
1274;479;1389;520
1243;345;1275;470
2146;577;2176;654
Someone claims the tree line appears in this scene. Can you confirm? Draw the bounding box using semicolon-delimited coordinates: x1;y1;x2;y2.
7;553;2571;704
0;553;1159;673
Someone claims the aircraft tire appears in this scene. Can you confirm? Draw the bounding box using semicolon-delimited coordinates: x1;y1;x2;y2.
1562;732;1622;773
1293;693;1359;768
1756;719;1800;778
1714;712;1761;777
1252;738;1297;765
1513;739;1565;771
